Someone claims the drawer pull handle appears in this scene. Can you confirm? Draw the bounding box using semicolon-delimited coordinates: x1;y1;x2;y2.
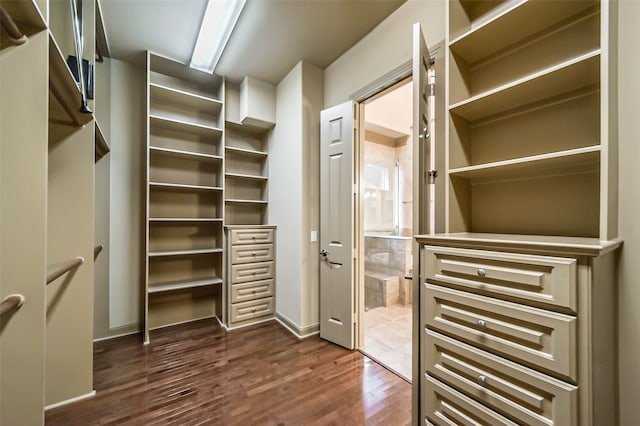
477;374;487;385
252;270;256;275
251;308;256;313
477;268;486;277
252;252;256;256
252;290;256;294
477;319;487;329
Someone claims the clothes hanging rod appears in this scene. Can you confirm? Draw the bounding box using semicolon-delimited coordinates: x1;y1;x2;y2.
94;244;103;257
0;5;28;45
47;256;84;285
0;294;25;317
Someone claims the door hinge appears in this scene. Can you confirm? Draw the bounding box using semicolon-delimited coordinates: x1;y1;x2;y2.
426;170;438;184
426;82;435;97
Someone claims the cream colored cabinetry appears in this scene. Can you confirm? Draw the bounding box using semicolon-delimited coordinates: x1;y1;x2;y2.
144;52;225;343
417;235;620;425
225;226;276;329
418;1;621;424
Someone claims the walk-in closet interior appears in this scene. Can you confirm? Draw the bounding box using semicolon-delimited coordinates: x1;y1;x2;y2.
2;0;640;425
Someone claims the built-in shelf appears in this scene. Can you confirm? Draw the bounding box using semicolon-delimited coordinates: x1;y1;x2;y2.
148;248;223;257
148;277;223;294
225;146;268;157
225;173;268;181
95;120;110;162
449;50;600;122
150;83;222;112
450;0;597;63
49;34;93;127
149;146;223;161
149;114;223;137
149;217;223;222
225;199;268;205
149;182;223;192
449;146;600;180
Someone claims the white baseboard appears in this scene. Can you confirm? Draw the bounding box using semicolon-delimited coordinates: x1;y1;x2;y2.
45;390;96;411
275;312;320;340
93;329;140;343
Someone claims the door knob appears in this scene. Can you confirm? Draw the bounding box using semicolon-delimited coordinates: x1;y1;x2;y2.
320;249;329;257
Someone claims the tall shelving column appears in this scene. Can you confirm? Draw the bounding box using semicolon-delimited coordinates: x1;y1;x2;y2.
145;52;225;344
418;1;620;424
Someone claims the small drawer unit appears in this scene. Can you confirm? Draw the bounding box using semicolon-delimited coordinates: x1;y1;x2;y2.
225;225;276;328
417;233;621;426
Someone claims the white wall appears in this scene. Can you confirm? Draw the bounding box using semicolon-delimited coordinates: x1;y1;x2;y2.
270;63;304;326
324;0;445;107
301;63;323;328
107;59;145;333
617;1;640;423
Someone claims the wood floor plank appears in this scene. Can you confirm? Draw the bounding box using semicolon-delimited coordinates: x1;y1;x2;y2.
45;319;411;425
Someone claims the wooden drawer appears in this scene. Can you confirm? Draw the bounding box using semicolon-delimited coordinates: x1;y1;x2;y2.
230;297;274;323
229;228;274;245
425;284;576;381
231;261;274;284
424;246;577;312
230;279;274;303
425;330;577;426
231;243;274;264
425;375;518;426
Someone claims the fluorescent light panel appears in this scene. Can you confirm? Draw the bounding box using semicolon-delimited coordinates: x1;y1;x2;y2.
190;0;246;73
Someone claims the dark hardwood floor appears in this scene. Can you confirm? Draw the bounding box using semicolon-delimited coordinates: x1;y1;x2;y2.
45;319;411;425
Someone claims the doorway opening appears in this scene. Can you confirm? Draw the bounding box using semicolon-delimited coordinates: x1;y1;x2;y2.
359;77;414;381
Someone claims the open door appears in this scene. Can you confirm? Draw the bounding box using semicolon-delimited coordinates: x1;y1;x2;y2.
319;101;356;350
412;22;432;426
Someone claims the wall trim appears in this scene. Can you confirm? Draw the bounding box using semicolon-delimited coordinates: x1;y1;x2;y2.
45;390;96;411
275;312;320;339
350;60;412;103
93;325;141;342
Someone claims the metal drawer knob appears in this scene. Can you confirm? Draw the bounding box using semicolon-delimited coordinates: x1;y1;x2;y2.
477;268;486;277
477;374;487;385
477;319;487;329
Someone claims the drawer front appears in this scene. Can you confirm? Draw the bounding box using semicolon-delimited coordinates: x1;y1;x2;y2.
424;246;576;312
231;261;274;284
231;279;274;303
425;284;576;381
230;228;274;245
425;330;577;426
230;297;274;323
231;243;274;264
425;375;518;426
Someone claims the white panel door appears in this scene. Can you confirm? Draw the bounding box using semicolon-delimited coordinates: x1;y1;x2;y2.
319;101;355;349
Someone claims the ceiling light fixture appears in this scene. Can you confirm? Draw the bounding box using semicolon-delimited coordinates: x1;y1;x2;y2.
190;0;246;73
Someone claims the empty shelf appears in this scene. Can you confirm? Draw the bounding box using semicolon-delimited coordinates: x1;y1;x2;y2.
225;146;268;157
225;173;268;181
149;114;223;137
449;145;600;180
149;217;223;222
148;277;223;294
449;50;600;122
150;83;222;112
149;182;223;191
149;146;223;161
450;0;597;64
148;248;223;257
225;199;268;204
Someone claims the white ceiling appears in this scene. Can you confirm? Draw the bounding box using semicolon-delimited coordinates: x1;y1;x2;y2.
100;0;405;84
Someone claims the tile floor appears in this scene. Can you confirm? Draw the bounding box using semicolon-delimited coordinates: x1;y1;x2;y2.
361;303;413;381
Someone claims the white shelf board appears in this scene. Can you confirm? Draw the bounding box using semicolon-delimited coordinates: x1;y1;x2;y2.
149;114;223;137
449;50;600;122
450;0;597;64
449;145;600;180
225;199;268;204
149;182;223;192
150;83;223;113
225;172;268;181
225;146;268;157
148;277;223;294
149;146;223;161
149;217;223;222
149;248;223;257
